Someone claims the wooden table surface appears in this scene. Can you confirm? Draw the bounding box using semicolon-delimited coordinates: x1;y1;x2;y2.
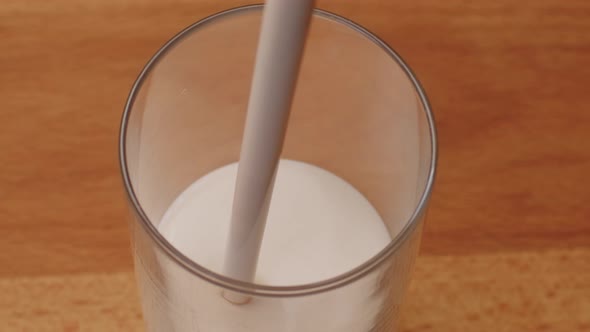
2;0;589;331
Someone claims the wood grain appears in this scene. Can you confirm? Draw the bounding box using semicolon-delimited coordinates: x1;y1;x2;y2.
1;0;588;330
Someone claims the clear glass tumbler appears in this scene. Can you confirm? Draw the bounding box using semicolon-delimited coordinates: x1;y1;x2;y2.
119;5;436;332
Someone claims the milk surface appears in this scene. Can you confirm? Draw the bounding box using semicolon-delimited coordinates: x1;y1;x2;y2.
159;159;391;286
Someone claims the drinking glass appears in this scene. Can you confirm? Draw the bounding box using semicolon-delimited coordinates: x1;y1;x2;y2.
119;5;437;332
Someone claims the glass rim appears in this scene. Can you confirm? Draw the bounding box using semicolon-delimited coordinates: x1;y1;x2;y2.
119;4;438;297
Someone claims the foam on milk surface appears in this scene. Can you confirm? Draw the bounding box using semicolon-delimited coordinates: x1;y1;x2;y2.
158;159;391;286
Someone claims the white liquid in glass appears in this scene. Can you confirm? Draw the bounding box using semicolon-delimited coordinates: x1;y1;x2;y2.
159;160;390;286
155;160;392;331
